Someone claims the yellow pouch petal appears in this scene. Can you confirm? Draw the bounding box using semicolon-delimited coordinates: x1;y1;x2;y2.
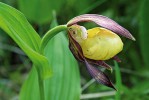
80;27;123;60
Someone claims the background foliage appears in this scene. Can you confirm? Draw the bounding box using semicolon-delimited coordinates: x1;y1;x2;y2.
0;0;149;100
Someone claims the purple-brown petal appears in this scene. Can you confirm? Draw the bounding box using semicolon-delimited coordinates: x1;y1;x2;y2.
68;31;84;56
84;59;116;90
67;14;135;41
68;31;85;61
100;61;113;72
69;42;84;62
113;56;121;62
86;59;112;71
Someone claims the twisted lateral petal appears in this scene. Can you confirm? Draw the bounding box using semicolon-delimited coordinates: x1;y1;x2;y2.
113;56;121;62
86;59;112;71
67;14;135;41
84;60;116;90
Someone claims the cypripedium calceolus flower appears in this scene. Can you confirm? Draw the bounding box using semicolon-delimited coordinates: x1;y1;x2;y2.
67;14;135;90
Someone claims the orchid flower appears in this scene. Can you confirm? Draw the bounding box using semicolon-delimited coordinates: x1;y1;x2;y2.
67;14;135;90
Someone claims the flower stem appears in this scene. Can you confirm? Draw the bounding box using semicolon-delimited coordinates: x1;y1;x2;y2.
37;66;45;100
40;25;67;53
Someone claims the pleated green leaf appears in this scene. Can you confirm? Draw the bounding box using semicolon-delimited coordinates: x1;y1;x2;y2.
20;67;40;100
0;2;52;79
20;19;81;100
18;0;64;25
139;0;149;67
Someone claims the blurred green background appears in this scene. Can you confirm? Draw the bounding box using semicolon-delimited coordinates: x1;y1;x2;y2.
0;0;149;100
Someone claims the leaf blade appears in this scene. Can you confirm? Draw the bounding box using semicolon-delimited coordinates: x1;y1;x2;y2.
0;2;51;79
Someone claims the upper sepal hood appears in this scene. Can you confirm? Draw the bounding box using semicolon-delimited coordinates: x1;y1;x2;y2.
67;14;135;41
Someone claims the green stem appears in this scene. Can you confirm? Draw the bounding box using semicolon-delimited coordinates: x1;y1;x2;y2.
37;66;45;100
40;25;67;53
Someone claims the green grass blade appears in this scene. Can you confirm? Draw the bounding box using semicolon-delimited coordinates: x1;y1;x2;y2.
139;0;149;67
114;61;122;100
